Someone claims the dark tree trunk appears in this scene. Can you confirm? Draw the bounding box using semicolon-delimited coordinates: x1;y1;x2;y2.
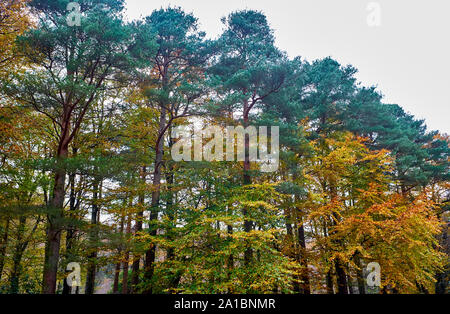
143;108;166;294
10;215;26;294
63;148;78;295
329;187;348;295
113;261;121;294
122;213;132;294
0;218;10;281
122;257;129;294
113;213;125;294
85;180;101;295
42;118;70;294
42;154;67;293
286;208;299;293
297;219;311;294
354;253;366;294
292;175;311;295
326;269;334;294
165;162;181;292
243;108;253;266
335;258;349;294
227;206;234;293
435;221;449;294
347;275;354;294
131;166;146;293
130;254;141;293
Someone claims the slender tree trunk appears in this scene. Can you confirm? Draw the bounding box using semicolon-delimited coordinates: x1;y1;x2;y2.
42;152;68;293
243;108;253;266
122;212;132;294
347;275;354;294
63;148;78;295
335;259;349;294
85;180;101;294
165;162;181;292
9;216;26;293
285;207;300;293
226;149;234;292
113;219;124;294
143;108;166;294
113;261;121;294
227;205;234;293
131;166;146;293
130;254;141;293
435;219;449;294
0;218;10;281
297;218;311;294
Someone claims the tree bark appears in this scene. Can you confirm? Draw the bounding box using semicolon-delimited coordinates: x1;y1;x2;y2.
9;215;26;294
326;269;334;294
113;219;124;294
122;212;132;294
42;113;72;294
63;147;78;295
335;258;349;294
354;253;366;294
42;136;69;294
435;220;449;294
243;107;253;266
165;162;181;292
297;219;311;294
113;261;121;294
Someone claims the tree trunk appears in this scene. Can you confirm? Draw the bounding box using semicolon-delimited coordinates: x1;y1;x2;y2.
143;108;166;294
122;213;132;294
355;253;366;294
131;166;146;293
9;215;26;294
347;275;354;294
335;258;349;294
297;219;311;294
42;118;70;294
243;108;253;266
227;206;234;293
0;218;10;281
113;219;124;294
113;261;121;294
42;154;67;293
63;149;78;295
435;221;449;294
286;208;299;293
166;162;181;292
326;269;334;294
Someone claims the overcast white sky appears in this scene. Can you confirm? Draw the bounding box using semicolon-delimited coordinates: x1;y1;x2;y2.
125;0;449;134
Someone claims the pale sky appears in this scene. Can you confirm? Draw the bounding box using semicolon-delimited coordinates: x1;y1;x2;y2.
125;0;450;134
